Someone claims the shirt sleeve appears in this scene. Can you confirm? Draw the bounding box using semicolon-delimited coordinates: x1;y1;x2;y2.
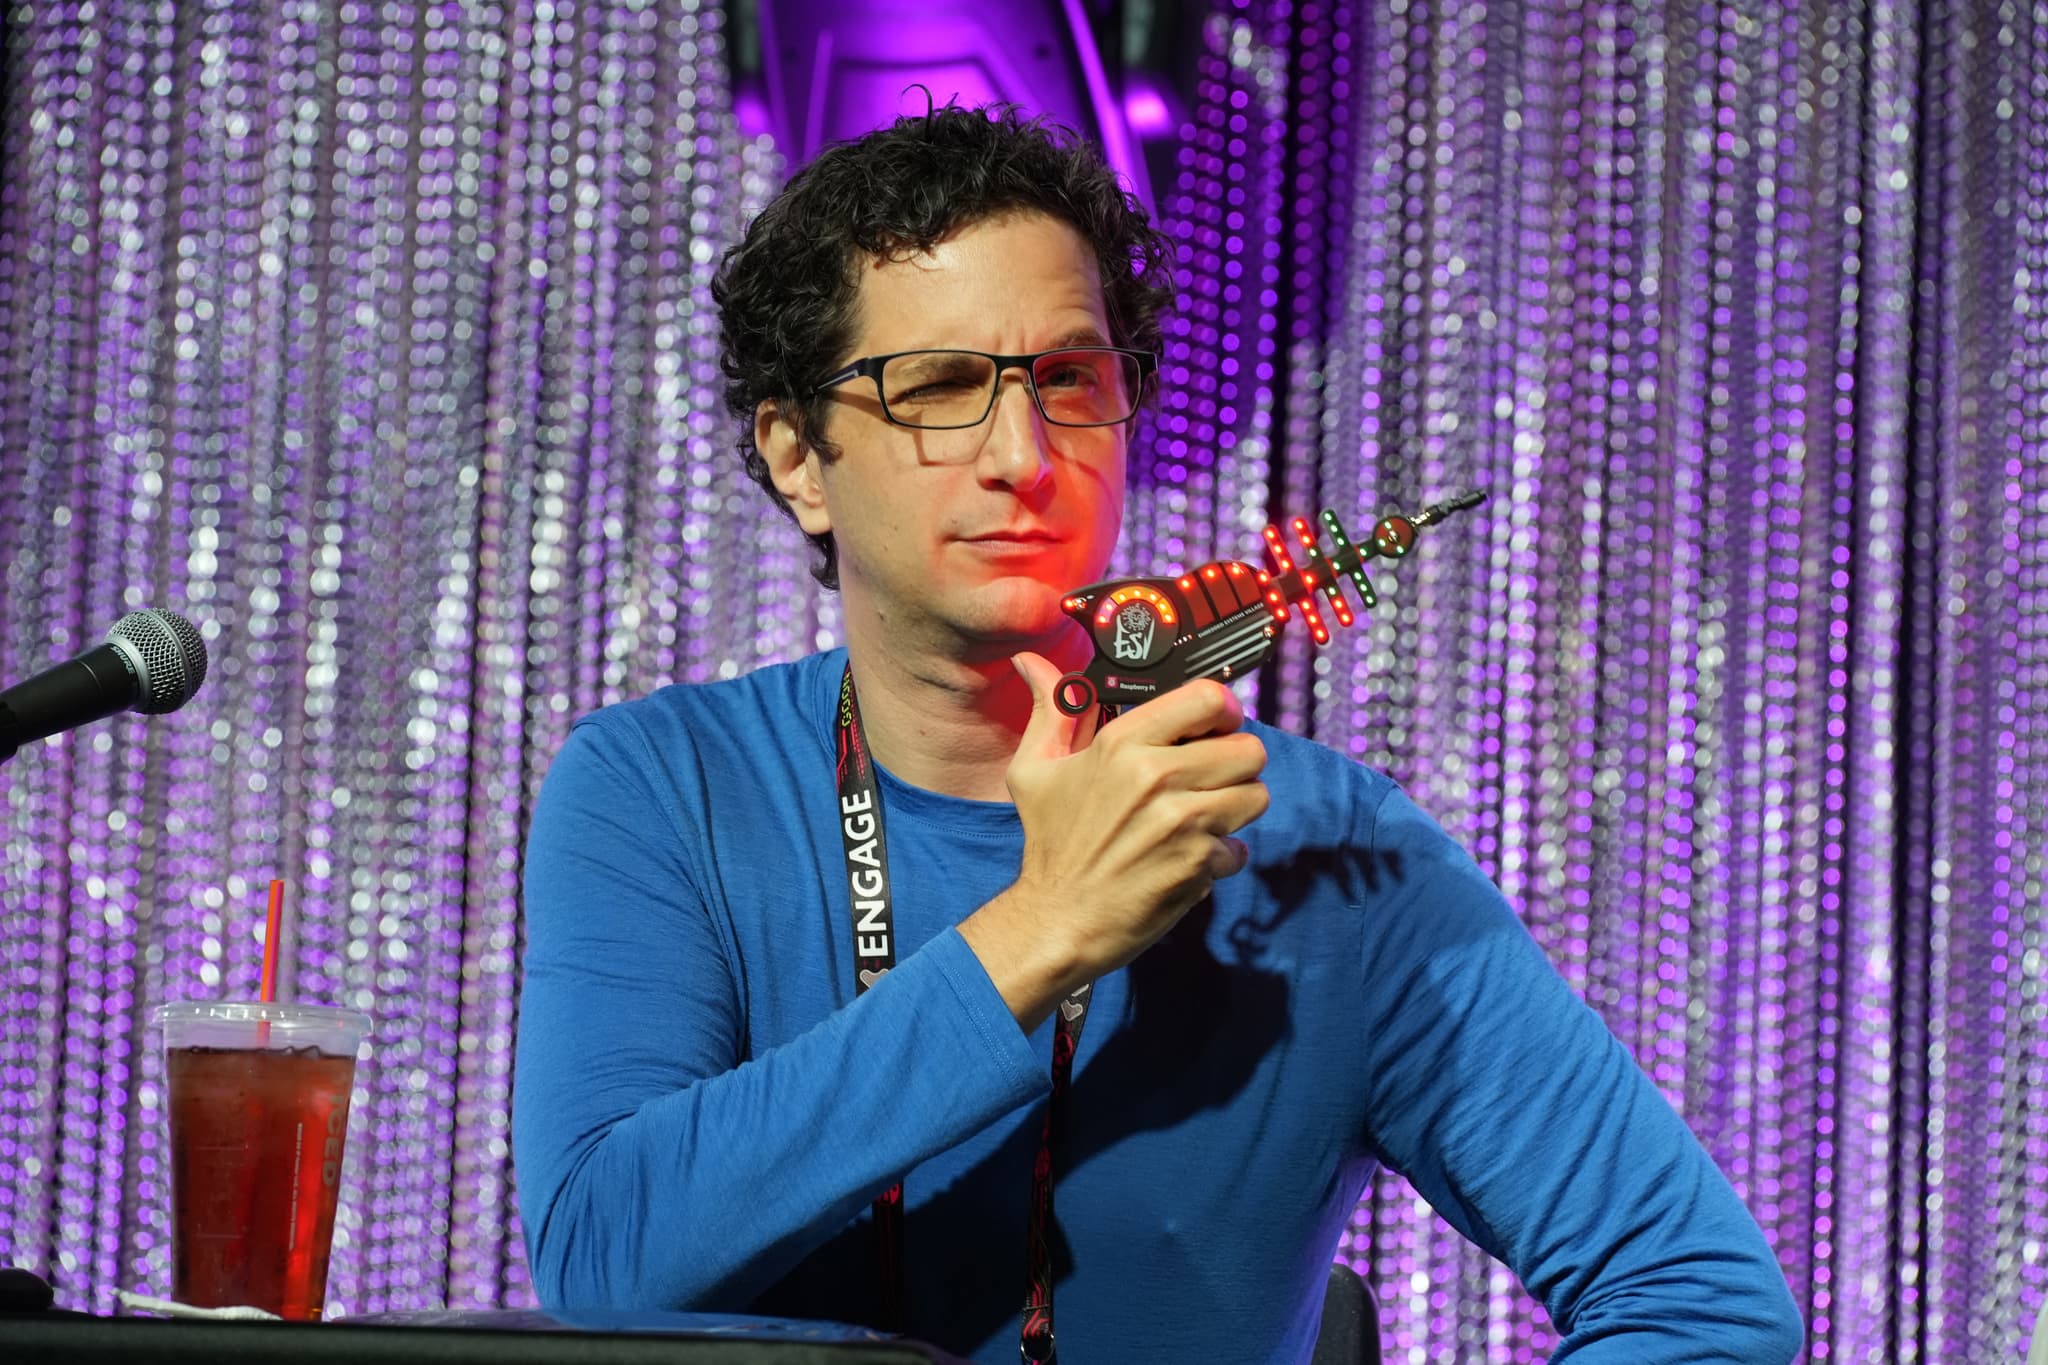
512;712;1046;1311
1352;785;1805;1364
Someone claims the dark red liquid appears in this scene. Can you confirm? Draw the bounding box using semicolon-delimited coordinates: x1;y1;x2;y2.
166;1045;357;1319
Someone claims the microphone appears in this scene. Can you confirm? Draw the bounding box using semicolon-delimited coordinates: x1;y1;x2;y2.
0;609;209;763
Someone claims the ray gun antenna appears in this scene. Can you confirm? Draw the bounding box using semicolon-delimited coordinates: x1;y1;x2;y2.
1051;490;1487;717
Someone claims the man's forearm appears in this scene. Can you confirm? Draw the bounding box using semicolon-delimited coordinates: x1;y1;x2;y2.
956;884;1089;1032
519;930;1048;1310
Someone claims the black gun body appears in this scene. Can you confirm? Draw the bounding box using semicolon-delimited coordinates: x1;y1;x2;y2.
1055;562;1279;713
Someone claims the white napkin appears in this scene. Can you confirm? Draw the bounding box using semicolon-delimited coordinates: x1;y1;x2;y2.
116;1289;282;1320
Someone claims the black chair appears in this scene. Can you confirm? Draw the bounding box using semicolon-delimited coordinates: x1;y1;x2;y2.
1310;1263;1380;1365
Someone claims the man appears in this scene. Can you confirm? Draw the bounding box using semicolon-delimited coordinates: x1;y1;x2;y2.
513;106;1804;1362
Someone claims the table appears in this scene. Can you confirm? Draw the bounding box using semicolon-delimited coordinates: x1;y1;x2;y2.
0;1305;968;1363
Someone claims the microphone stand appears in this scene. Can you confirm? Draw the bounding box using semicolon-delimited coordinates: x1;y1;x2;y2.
0;702;51;1309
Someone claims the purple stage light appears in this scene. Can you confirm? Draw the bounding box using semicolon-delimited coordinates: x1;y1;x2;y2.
1122;80;1178;140
743;0;1152;213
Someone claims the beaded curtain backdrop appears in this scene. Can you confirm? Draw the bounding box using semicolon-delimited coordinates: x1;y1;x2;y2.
2;2;2045;1362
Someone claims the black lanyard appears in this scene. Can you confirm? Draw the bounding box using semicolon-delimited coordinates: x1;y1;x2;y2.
834;664;1094;1362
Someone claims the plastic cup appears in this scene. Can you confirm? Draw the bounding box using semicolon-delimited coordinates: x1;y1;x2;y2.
153;1001;371;1320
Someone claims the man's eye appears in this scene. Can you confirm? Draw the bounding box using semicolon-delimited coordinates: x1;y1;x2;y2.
894;377;979;402
1040;365;1096;389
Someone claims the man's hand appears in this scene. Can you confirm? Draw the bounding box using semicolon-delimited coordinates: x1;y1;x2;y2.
958;651;1270;1031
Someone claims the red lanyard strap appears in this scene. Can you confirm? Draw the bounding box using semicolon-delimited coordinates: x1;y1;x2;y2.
833;666;1093;1360
835;667;908;1330
1019;981;1089;1362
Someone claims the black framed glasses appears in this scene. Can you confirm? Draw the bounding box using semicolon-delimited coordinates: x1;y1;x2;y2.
813;346;1158;432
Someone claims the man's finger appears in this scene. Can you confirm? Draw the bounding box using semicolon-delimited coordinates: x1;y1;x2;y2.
1183;732;1267;791
1205;836;1251;880
1104;678;1248;748
1073;695;1106;751
1010;651;1086;762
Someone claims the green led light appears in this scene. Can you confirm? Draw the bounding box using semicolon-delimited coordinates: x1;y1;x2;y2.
1319;509;1377;608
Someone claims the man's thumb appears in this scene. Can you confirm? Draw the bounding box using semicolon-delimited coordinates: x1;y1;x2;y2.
1010;651;1083;760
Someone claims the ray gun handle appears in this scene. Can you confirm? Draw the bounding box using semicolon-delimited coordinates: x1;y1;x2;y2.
1051;491;1486;717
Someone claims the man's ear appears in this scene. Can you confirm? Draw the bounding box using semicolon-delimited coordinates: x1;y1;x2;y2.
757;400;832;538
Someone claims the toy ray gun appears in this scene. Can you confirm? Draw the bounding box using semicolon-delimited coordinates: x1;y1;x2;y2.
1052;490;1487;716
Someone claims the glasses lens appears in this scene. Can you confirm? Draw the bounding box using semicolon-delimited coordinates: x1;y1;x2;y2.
1032;349;1141;426
878;351;999;428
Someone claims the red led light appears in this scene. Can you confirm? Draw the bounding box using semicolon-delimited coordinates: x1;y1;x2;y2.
1298;595;1327;640
1291;517;1316;549
1204;565;1219;579
1316;576;1353;628
1262;525;1295;574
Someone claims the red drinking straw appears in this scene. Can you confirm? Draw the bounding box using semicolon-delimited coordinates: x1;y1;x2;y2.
257;879;285;1046
259;879;284;1003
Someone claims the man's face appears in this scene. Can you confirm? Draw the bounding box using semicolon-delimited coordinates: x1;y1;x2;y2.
766;210;1127;661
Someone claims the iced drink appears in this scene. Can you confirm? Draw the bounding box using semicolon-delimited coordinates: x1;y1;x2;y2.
154;1002;371;1320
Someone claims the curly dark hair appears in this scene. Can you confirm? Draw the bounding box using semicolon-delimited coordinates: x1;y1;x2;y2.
712;104;1177;589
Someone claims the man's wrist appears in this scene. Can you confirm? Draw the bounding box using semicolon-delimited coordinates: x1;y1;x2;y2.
958;884;1084;1033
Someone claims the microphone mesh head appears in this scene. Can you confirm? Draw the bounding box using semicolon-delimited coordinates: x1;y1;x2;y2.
107;609;209;714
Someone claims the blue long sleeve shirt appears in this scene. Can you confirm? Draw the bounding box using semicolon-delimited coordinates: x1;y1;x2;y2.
513;648;1802;1362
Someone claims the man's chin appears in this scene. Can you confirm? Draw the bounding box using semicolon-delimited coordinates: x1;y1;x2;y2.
952;600;1089;661
934;564;1109;658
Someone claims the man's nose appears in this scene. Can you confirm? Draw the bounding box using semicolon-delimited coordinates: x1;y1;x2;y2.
975;372;1052;489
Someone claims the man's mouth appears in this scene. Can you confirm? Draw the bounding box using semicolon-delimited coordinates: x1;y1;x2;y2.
961;529;1060;544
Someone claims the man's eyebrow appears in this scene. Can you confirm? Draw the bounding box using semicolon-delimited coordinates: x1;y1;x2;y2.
1048;327;1111;349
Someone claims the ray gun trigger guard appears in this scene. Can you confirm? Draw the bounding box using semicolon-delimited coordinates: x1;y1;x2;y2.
1051;491;1486;718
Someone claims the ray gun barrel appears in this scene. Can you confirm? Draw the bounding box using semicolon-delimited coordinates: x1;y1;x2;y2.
1051;490;1487;717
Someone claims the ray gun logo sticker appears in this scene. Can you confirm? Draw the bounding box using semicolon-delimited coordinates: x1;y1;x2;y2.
1050;491;1487;716
1112;600;1157;662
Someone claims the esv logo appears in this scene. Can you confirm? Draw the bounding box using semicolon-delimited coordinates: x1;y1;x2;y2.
1112;602;1155;662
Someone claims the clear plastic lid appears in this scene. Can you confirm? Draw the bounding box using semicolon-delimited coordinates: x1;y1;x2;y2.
153;1001;372;1053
